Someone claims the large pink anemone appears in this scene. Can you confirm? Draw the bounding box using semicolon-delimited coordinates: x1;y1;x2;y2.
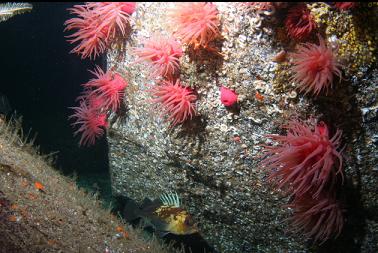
290;35;343;96
83;66;128;112
288;193;344;243
64;2;135;59
134;35;183;79
168;2;220;48
69;101;108;147
261;120;344;199
149;80;197;127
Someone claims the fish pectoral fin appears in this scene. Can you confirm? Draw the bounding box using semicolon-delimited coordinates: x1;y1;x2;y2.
149;217;169;229
140;218;154;228
156;230;170;238
142;217;170;237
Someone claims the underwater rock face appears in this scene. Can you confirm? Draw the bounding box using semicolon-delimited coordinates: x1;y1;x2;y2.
0;118;172;253
107;3;378;252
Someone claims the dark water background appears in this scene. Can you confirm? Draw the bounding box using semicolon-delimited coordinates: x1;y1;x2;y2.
0;2;111;202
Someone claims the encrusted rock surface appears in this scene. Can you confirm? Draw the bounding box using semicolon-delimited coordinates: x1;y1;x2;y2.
107;3;378;252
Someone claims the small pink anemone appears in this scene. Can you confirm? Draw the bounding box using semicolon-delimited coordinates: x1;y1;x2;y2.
261;120;344;199
149;80;197;127
134;35;183;78
290;35;343;96
64;2;135;59
288;193;344;243
220;86;238;107
83;66;128;112
69;101;108;147
285;4;316;41
168;2;220;48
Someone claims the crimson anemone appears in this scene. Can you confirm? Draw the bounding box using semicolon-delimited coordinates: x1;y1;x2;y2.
69;101;108;147
290;35;343;96
261;120;344;199
288;192;344;243
285;4;316;40
149;80;197;127
83;66;128;112
64;2;135;59
334;2;357;10
134;35;183;78
168;2;220;48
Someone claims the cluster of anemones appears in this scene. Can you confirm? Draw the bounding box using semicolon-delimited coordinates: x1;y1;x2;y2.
64;2;136;59
133;2;227;127
134;37;197;127
65;3;134;146
69;66;128;146
132;33;196;128
261;119;345;243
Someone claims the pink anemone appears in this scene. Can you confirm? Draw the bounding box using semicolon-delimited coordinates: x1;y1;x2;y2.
83;66;128;112
168;2;220;48
261;120;344;199
64;2;135;59
290;35;343;96
134;35;183;78
69;101;108;147
149;80;197;127
288;193;344;243
285;4;316;41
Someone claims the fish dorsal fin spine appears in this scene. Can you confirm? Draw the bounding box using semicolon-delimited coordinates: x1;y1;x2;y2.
160;192;180;208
